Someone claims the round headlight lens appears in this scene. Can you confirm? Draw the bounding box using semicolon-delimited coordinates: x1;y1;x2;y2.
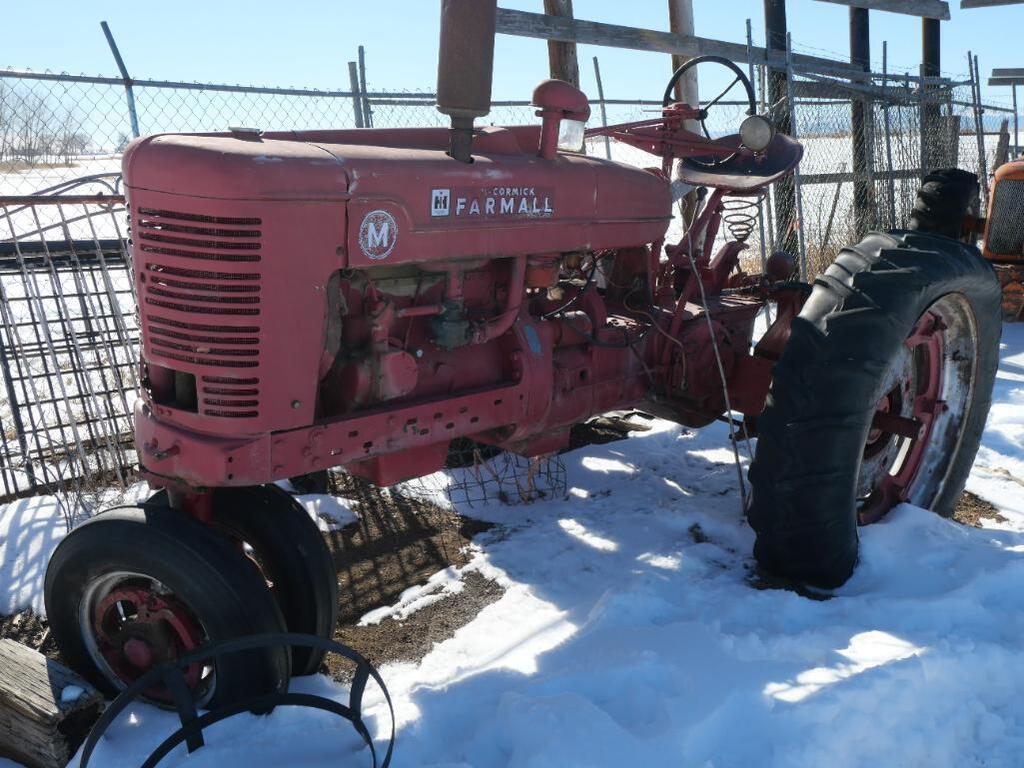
739;115;775;152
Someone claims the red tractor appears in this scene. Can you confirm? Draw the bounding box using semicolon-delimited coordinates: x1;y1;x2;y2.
44;2;1001;707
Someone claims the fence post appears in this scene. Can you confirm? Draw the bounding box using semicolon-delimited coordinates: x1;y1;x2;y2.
785;33;808;279
882;41;897;228
968;52;989;204
591;57;611;159
921;16;941;169
765;0;798;255
348;62;365;129
850;7;873;238
100;22;140;139
1014;84;1020;159
747;18;768;276
358;45;373;128
543;0;580;87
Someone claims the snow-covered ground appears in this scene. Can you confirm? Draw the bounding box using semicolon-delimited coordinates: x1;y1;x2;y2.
0;324;1021;767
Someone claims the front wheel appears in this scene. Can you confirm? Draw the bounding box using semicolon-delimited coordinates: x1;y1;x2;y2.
748;230;1001;588
44;505;290;706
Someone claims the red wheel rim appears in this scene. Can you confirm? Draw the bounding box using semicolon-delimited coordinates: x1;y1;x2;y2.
857;294;978;524
81;573;212;704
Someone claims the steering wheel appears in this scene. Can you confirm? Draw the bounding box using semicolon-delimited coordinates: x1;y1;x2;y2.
662;55;757;168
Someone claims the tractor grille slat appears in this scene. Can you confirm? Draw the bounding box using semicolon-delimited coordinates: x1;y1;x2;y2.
988;179;1024;258
138;207;263;419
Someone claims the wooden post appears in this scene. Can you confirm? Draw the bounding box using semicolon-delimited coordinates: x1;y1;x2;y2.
765;0;797;253
669;0;700;227
543;0;580;86
994;118;1011;170
0;639;104;768
850;7;873;237
1014;84;1020;158
921;16;942;169
667;0;698;105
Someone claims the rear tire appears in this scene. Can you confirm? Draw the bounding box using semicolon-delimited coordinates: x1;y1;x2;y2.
909;168;980;241
748;230;1001;588
44;505;290;706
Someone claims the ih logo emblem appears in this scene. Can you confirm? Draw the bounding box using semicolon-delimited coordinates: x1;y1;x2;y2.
359;210;398;260
431;189;451;217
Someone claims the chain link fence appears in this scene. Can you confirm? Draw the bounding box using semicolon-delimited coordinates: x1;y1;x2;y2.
0;57;1010;505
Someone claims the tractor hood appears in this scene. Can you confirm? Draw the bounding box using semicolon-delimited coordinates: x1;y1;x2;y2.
123;126;671;268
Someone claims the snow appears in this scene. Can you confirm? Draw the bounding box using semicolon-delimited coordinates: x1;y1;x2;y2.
0;328;1021;767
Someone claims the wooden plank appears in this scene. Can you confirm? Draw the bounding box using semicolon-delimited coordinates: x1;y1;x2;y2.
962;0;1024;7
993;68;1024;78
814;0;950;19
990;77;1024;86
994;119;1011;170
0;639;105;768
494;7;862;74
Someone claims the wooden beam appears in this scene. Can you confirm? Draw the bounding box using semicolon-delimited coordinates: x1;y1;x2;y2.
543;0;580;87
814;0;950;19
962;0;1024;7
494;7;863;74
993;68;1024;78
0;639;104;768
990;77;1024;86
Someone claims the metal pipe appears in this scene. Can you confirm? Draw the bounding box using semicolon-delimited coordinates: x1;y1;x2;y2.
592;57;612;160
358;45;373;128
882;41;897;228
100;22;140;139
348;62;365;129
747;18;769;279
785;33;808;279
471;256;527;344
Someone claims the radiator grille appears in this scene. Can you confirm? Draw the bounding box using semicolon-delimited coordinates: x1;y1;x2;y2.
988;179;1024;258
136;208;263;419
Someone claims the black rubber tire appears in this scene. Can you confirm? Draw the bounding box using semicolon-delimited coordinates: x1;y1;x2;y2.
289;470;330;495
748;230;1001;588
150;485;339;676
909;168;980;240
44;505;290;706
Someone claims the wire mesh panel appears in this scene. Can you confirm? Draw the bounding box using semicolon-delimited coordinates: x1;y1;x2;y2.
0;196;136;505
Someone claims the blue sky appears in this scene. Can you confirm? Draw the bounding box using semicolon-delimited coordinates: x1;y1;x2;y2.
2;1;1020;107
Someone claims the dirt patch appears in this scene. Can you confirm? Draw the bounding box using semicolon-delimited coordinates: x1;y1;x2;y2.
331;570;505;679
952;490;1008;528
0;609;59;657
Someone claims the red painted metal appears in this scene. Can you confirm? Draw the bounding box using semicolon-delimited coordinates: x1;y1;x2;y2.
858;311;946;524
92;584;205;701
125;87;804;494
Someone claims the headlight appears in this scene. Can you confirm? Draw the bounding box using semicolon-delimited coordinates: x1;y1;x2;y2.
739;115;775;152
557;119;586;153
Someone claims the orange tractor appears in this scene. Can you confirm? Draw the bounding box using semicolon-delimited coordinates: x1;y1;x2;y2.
982;161;1024;320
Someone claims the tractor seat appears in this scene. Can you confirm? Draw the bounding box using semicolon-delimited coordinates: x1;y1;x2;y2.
676;133;804;194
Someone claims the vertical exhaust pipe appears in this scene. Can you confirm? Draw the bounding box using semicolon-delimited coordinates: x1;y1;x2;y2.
436;0;497;163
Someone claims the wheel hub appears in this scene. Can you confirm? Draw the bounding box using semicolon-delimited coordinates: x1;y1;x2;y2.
857;295;977;525
87;579;207;703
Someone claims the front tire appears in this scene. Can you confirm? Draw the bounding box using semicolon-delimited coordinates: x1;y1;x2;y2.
149;484;339;676
748;230;1001;588
44;505;290;706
